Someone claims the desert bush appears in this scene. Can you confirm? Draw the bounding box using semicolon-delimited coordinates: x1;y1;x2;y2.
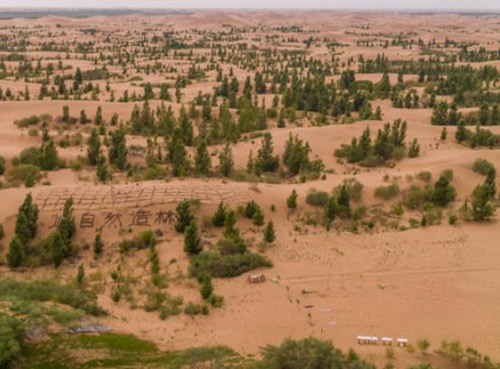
0;278;106;316
189;251;272;278
472;158;495;176
135;230;156;249
8;164;41;183
305;189;329;207
416;171;432;182
403;184;432;209
0;313;25;369
19;146;42;166
374;183;400;200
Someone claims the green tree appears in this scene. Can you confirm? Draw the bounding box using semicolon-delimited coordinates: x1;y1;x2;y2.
109;128;128;170
150;245;160;275
93;231;104;259
212;202;227;227
257;133;279;172
14;212;30;246
184;220;202;255
175;199;193;233
471;182;496;221
179;106;193;146
194;138;211;175
431;174;456;207
80;109;88;124
0;313;25;368
264;221;276;243
324;196;338;227
440;127;448;141
219;144;234;177
96;153;109;182
199;274;213;300
223;209;237;238
16;193;38;242
57;197;76;257
455;120;468;142
287;189;298;210
252;207;265;229
408;139;420;158
76;263;85;285
50;231;64;267
170;136;189;177
40;140;60;170
417;338;430;355
283;134;311;175
94;106;103;125
245;200;259;219
7;236;25;269
431;101;449;126
87;128;101;166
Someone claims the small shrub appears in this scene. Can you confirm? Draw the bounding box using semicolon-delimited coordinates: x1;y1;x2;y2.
472;158;494;176
374;183;400;200
305;189;329;207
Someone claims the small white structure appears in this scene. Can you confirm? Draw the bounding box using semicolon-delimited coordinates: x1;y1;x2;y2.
357;336;378;345
248;274;266;284
397;338;408;347
382;337;393;346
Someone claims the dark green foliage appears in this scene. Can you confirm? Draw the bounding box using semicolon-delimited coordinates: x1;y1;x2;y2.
7;236;25;269
170;133;189;177
109;128;128;170
287;189;298;210
150;246;160;275
175;199;194;233
245;200;260;219
257;133;279;172
441;127;448;141
0;155;5;175
198;274;213;300
93;231;104;259
374;183;400;200
335;119;408;166
403;184;433;210
97;153;110;182
472;158;495;175
76;264;85;285
306;189;329;207
189;251;272;278
14;212;30;246
9;193;39;268
184;220;202;256
0;313;25;369
211;202;227;227
17;193;39;240
283;134;313;175
87;128;101;166
471;182;496;221
431;174;456;207
57;197;76;258
336;184;351;218
408;139;420;158
264;221;276;243
0;278;106;316
50;231;65;268
194;138;211;175
260;337;375;369
219;144;234;177
184;302;203;316
252;207;265;228
40;140;60;170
